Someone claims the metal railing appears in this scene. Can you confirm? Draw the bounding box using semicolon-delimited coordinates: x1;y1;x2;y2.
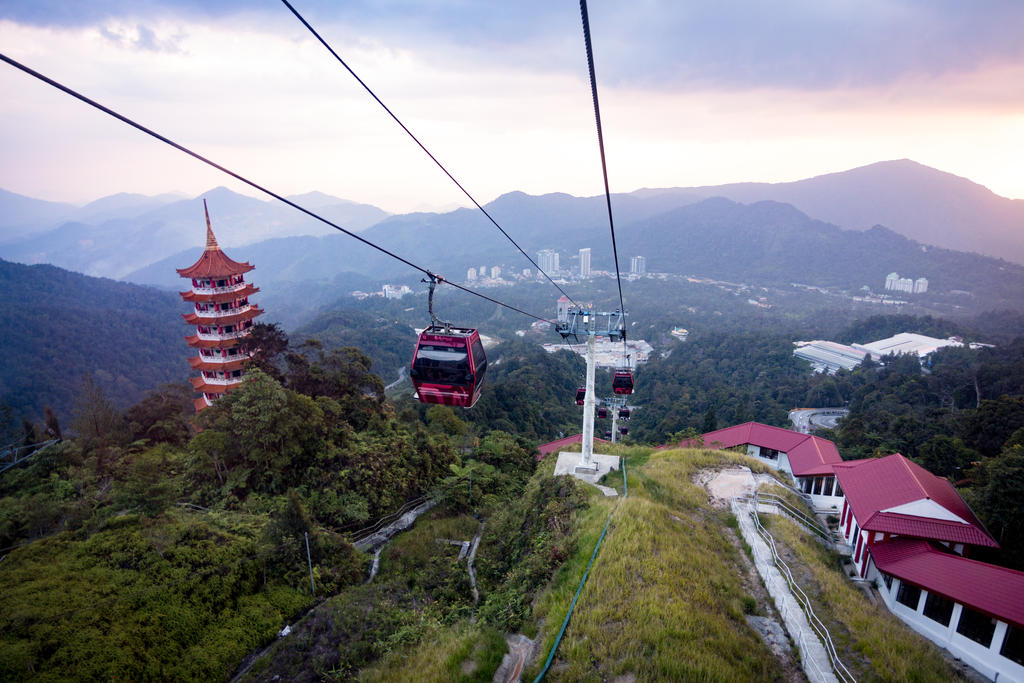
0;439;60;475
740;495;855;682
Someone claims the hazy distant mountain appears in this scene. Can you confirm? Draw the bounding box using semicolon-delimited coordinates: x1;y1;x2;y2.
0;189;77;243
637;160;1024;264
0;259;190;421
74;191;186;224
0;187;390;279
616;198;1024;306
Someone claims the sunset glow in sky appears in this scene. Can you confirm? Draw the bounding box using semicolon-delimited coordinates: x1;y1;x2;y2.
2;1;1023;213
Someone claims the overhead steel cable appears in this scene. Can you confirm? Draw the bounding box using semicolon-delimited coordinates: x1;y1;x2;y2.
0;52;550;324
578;0;627;325
279;0;579;308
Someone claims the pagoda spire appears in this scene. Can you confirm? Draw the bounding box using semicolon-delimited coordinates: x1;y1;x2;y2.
203;198;219;251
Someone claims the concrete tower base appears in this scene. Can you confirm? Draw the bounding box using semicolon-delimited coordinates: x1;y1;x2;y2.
554;451;621;496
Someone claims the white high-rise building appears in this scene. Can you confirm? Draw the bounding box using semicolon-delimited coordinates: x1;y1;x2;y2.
630;255;646;275
899;277;914;292
490;266;501;279
467;267;477;281
579;248;591;278
537;249;559;274
914;277;929;294
885;272;900;291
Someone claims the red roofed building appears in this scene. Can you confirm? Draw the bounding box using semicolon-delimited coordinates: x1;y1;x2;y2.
177;200;263;412
676;422;845;511
833;453;997;579
678;423;1020;678
872;538;1024;681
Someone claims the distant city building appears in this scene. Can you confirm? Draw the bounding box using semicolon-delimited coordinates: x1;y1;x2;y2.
522;268;532;278
579;247;591;278
853;332;962;360
537;249;559;274
383;284;412;299
490;266;501;279
630;255;646;275
479;265;486;277
885;272;927;294
793;340;869;374
467;267;477;281
177;200;262;413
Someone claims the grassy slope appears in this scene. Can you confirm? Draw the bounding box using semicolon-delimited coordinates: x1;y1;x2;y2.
527;447;788;681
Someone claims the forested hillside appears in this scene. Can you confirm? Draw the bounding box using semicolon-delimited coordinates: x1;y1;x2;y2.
0;259;189;422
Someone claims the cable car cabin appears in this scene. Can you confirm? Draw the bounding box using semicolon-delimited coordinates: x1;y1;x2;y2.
612;370;634;395
410;326;486;408
604;431;613;439
619;426;629;435
575;387;586;405
597;406;608;419
618;407;630;419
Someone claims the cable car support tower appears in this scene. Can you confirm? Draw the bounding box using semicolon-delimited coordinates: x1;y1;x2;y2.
554;307;624;485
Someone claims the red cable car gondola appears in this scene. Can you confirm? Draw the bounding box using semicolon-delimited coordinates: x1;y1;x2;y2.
612;370;634;395
618;407;630;419
597;406;608;419
604;431;613;440
411;326;486;408
410;275;487;408
575;387;586;405
619;426;628;435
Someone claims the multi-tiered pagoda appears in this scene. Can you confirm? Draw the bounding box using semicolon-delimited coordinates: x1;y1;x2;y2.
177;200;263;412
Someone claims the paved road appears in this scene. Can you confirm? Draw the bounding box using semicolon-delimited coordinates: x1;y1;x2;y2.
789;408;848;434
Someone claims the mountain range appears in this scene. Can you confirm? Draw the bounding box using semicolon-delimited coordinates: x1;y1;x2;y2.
0;187;390;279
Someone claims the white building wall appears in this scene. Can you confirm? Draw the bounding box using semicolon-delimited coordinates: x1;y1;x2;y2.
876;576;1024;682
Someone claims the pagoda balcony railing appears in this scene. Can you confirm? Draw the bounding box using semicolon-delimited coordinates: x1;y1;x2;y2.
192;283;246;296
200;375;245;386
196;330;251;341
198;353;248;364
193;304;253;318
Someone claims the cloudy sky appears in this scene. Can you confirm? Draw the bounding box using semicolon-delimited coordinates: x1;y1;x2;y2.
1;1;1022;213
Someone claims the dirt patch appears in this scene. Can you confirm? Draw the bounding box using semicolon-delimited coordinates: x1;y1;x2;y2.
696;467;777;508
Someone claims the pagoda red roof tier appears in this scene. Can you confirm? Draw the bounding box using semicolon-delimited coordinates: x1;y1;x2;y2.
189;377;244;393
176;203;255;279
194;397;210;413
176;248;254;279
183;306;264;326
187;356;249;372
185;335;242;349
180;283;259;303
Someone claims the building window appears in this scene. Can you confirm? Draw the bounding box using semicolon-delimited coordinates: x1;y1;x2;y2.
923;592;955;626
762;448;779;460
882;573;893;590
1001;624;1024;666
834;480;843;497
956;607;996;647
812;477;824;495
896;582;921;609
